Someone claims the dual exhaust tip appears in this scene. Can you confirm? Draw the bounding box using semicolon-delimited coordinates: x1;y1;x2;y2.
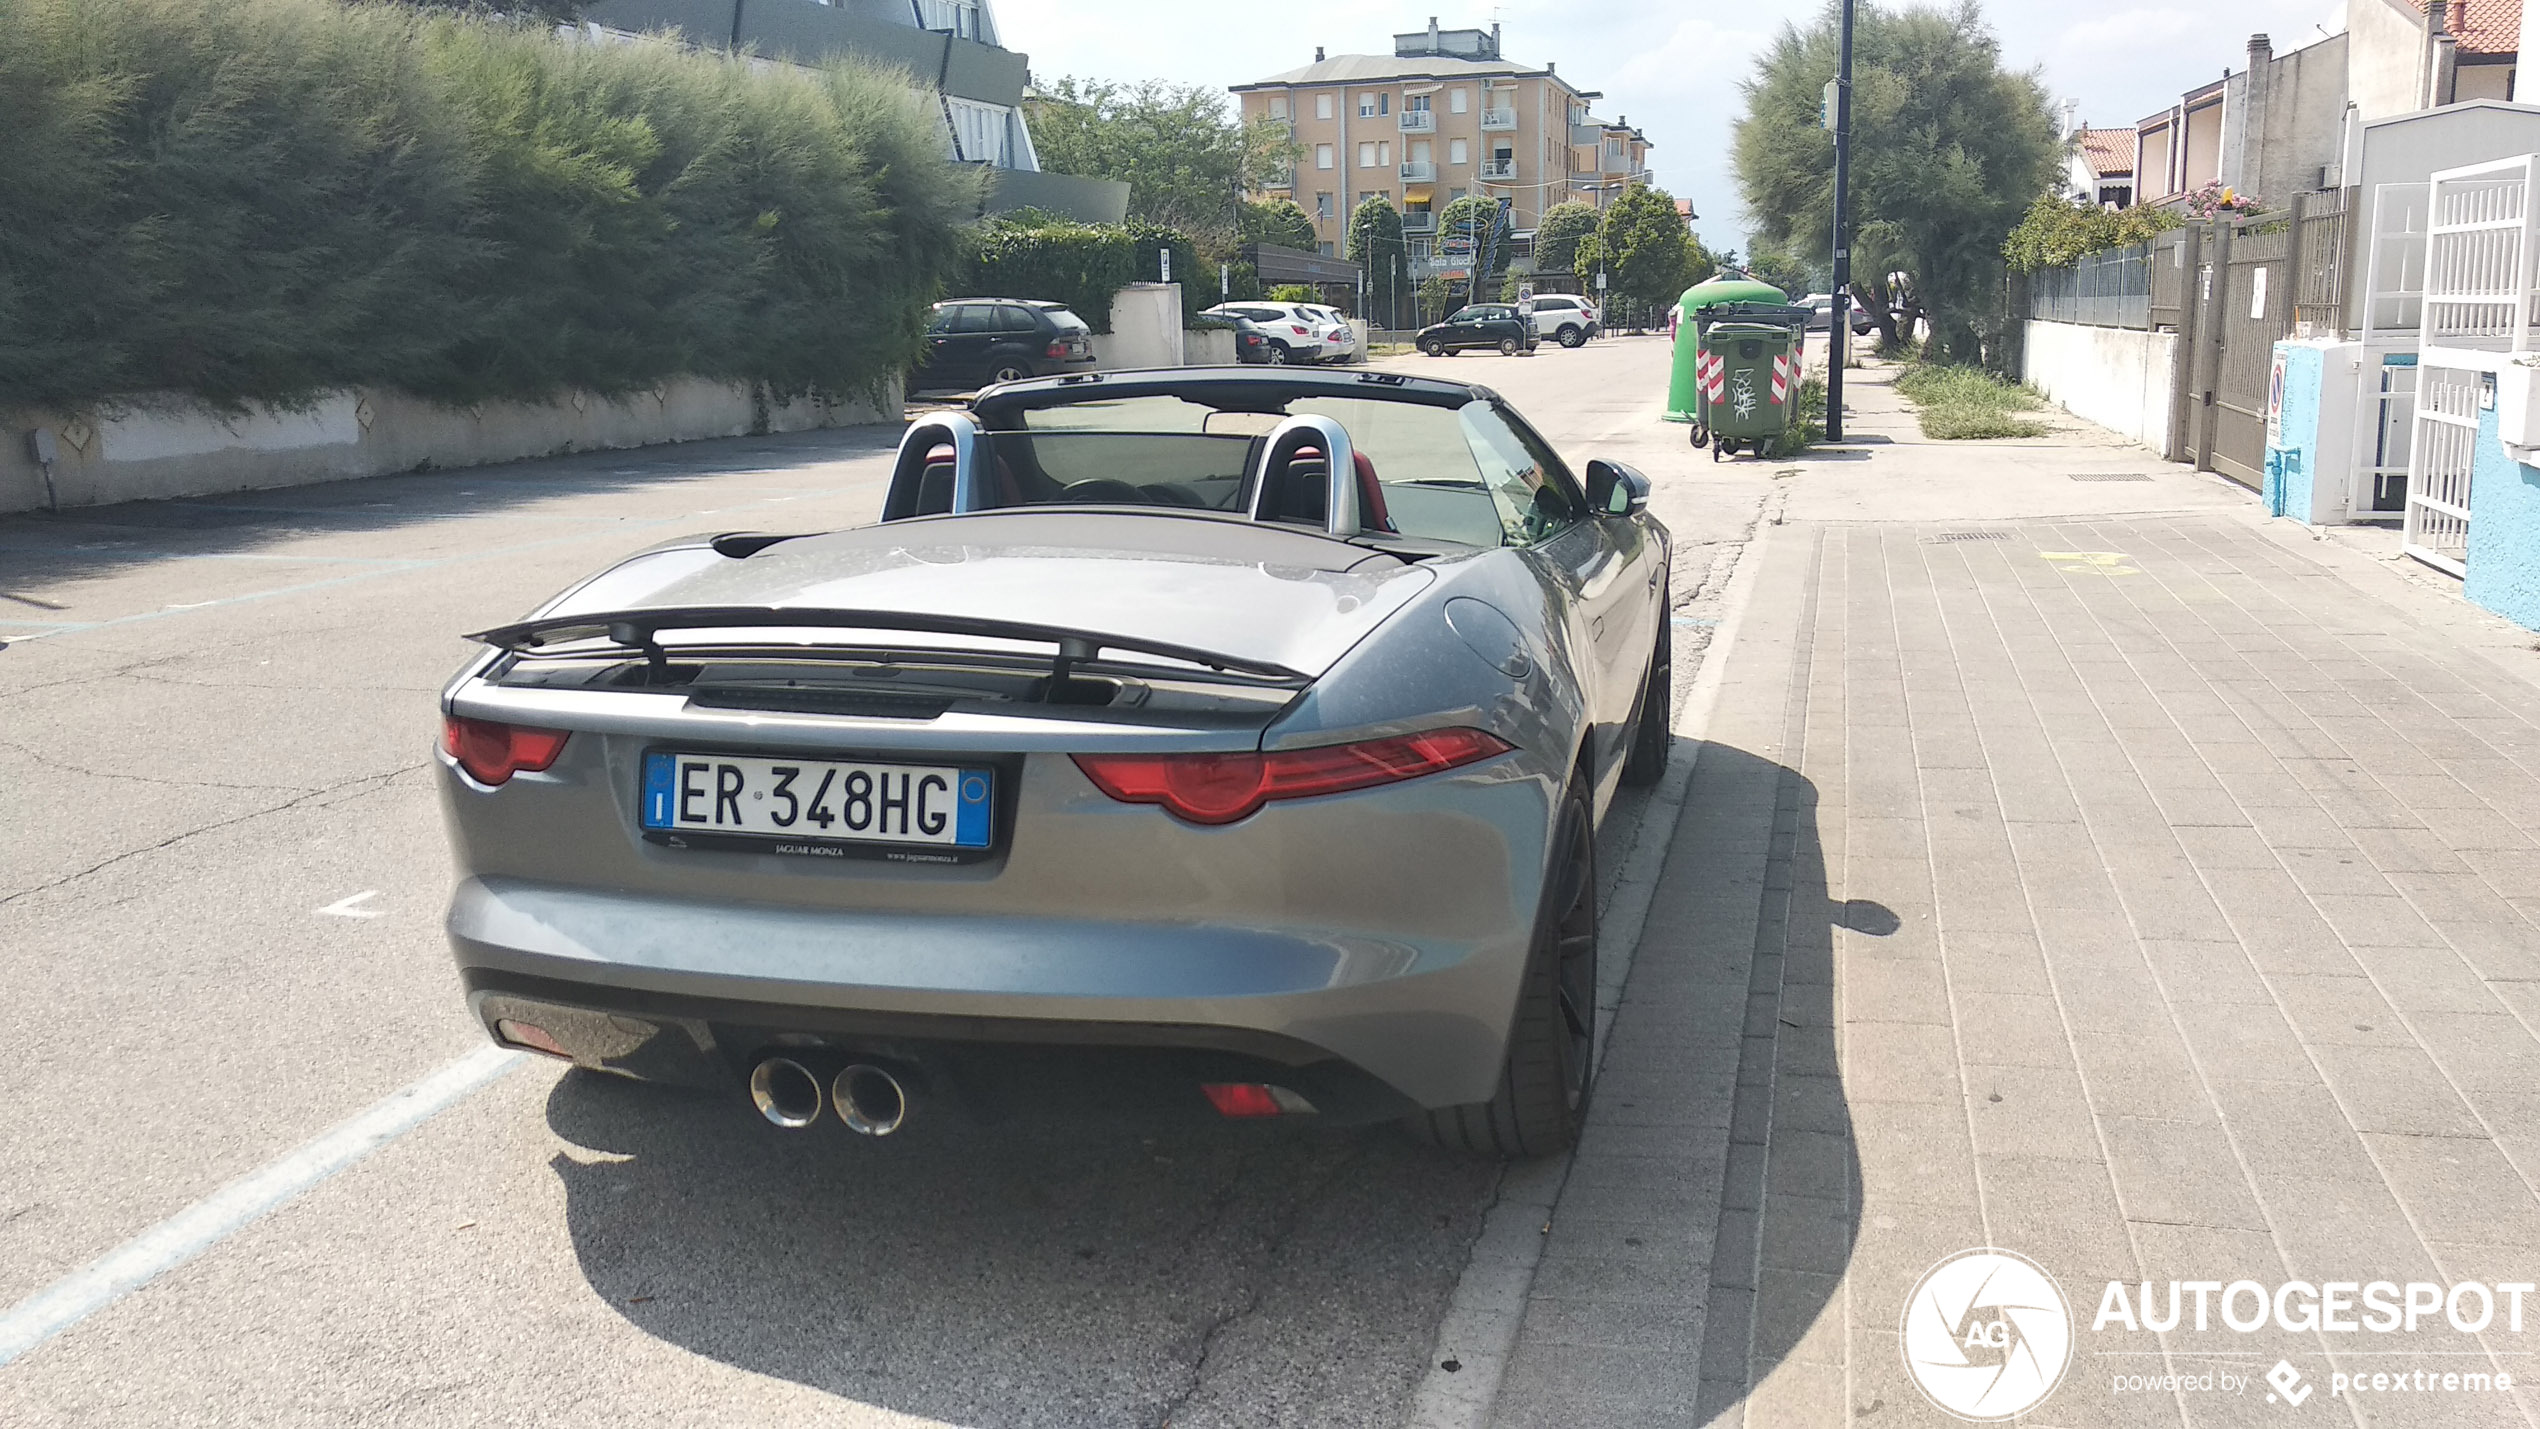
748;1056;908;1136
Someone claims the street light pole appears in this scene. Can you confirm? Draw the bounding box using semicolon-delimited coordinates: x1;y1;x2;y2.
1826;0;1855;442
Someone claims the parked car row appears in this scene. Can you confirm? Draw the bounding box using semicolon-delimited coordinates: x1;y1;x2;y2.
1200;302;1362;364
1413;295;1603;359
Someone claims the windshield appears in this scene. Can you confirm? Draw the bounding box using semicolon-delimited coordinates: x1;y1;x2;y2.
950;394;1580;547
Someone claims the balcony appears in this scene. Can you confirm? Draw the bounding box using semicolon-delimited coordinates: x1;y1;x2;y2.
1401;210;1437;234
1571;123;1603;147
1480;158;1516;181
1399;110;1434;133
1480;108;1517;131
1400;160;1435;182
1261;169;1295;190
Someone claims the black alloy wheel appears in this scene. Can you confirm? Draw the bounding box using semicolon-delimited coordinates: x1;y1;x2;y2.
1412;786;1597;1156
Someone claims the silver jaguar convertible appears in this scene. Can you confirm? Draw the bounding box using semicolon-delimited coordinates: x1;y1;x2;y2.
439;367;1671;1155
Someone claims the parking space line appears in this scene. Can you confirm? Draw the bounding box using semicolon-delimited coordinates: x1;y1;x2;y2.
0;1044;523;1369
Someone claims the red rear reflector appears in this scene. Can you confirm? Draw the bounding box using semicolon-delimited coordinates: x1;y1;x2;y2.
1072;728;1511;825
494;1018;570;1058
1201;1083;1316;1117
442;715;570;786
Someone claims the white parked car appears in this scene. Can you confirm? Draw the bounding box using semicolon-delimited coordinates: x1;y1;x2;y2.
1203;303;1345;363
1302;304;1364;363
1522;294;1601;348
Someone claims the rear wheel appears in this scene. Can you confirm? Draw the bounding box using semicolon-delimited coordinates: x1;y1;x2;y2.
1422;338;1447;357
1620;597;1673;788
1264;344;1289;365
1558;324;1586;348
1411;786;1596;1157
1498;337;1521;356
988;360;1031;385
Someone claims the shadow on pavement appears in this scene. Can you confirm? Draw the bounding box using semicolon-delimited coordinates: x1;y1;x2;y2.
0;422;903;595
542;1075;1494;1428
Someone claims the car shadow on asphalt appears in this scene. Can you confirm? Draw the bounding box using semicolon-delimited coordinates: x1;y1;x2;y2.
541;1073;1497;1427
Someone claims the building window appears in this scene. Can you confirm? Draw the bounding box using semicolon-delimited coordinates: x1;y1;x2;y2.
1449;137;1468;165
1449;187;1467;203
944;96;1012;166
1407;94;1430;113
1316;143;1334;170
1360;94;1376;117
1449;88;1468;114
1319;241;1336;257
1378;140;1392;166
1269;96;1288;120
1379;93;1391;115
1315;191;1333;219
1359;141;1377;167
1316;93;1333;120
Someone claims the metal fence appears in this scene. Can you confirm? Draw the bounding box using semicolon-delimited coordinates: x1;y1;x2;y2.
2029;242;2153;329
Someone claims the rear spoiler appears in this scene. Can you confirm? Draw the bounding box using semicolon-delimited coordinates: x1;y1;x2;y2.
468;606;1313;691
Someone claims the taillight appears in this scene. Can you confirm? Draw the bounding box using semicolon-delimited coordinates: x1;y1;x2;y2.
1291;324;1308;334
1201;1083;1316;1117
1072;728;1511;825
1046;341;1066;358
442;714;570;786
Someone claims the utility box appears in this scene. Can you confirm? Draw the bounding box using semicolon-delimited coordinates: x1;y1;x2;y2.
2263;338;2369;524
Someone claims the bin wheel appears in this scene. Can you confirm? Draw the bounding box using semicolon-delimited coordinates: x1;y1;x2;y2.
1689;424;1710;450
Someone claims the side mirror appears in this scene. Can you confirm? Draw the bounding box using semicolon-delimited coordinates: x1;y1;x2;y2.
1585;458;1650;518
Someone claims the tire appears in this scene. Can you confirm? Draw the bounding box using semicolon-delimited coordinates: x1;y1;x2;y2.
1498;337;1520;356
1264;344;1289;365
1620;595;1672;788
1558;324;1585;349
1411;785;1597;1157
1421;338;1447;357
987;361;1031;386
1690;423;1710;449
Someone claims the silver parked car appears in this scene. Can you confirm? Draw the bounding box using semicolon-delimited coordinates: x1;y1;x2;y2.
439;367;1672;1155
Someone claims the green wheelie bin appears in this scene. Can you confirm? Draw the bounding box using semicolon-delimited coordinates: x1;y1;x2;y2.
1695;320;1803;460
1665;274;1809;457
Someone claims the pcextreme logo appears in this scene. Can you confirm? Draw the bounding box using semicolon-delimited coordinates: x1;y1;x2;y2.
1900;1248;2075;1421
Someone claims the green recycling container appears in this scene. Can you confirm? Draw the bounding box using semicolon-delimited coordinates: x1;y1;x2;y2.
1694;321;1801;454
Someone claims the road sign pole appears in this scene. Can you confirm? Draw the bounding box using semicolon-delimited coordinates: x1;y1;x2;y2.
1826;0;1855;441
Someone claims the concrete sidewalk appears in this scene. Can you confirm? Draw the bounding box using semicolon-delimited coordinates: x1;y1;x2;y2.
1487;365;2540;1428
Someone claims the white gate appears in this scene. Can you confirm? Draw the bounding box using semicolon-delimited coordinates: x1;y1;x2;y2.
2406;158;2540;574
2405;367;2477;574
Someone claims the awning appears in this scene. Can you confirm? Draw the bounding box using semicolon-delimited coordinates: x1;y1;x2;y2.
1402;185;1435;204
1403;82;1441;95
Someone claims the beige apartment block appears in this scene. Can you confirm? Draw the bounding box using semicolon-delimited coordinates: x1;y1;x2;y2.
1231;19;1651;277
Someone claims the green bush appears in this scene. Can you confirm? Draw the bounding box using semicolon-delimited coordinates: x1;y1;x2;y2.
965;218;1208;331
1267;284;1315;303
1895;362;2046;439
0;0;975;412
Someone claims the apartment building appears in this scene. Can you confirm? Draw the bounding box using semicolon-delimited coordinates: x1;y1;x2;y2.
1230;19;1653;270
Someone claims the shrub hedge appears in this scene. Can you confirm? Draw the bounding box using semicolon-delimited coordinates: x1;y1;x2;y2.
964;217;1206;332
0;0;977;411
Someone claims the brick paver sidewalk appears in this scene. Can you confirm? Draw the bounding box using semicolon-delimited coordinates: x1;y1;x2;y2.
1493;508;2540;1429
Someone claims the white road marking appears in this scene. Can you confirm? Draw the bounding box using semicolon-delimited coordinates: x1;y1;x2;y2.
1403;519;1777;1429
0;1044;523;1368
315;890;384;919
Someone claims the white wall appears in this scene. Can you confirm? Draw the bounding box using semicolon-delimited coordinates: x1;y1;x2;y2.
2022;321;2182;459
1184;328;1238;366
1;376;897;515
1089;282;1185;371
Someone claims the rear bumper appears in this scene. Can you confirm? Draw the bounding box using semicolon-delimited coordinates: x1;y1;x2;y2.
446;872;1535;1114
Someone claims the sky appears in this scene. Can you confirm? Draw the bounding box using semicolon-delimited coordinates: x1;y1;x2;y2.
994;0;2351;253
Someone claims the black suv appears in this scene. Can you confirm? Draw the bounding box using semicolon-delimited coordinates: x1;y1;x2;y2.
1416;304;1538;357
913;299;1096;391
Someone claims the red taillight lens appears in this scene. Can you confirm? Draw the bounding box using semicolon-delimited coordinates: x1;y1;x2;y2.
1072;728;1511;825
1201;1083;1316;1117
1046;340;1067;358
1291;324;1308;334
442;715;570;786
494;1018;570;1058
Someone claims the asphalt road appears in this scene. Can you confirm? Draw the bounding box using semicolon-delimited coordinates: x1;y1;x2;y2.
0;335;1760;1426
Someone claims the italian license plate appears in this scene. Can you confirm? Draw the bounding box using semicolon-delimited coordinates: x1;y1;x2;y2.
641;752;991;850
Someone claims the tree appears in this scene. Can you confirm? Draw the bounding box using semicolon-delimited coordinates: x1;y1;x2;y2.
1574;184;1710;328
1533;201;1598;275
1743;241;1824;298
1239;197;1317;250
1346;196;1410;328
1436;195;1513;300
1733;0;2059;363
2001;194;2180;271
1025;78;1298;244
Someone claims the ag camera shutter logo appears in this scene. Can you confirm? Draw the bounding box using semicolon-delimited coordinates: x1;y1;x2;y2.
1902;1248;2074;1421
